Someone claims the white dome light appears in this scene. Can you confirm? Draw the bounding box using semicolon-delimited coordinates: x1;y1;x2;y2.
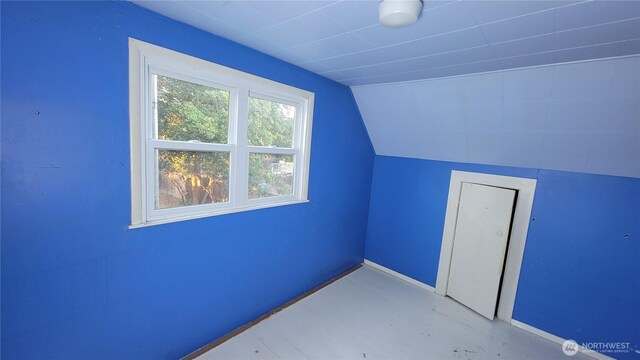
379;0;423;28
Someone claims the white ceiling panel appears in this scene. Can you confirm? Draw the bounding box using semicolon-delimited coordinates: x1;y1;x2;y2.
501;131;545;160
322;44;494;81
181;1;230;10
554;0;640;31
466;0;575;24
465;103;503;132
587;156;640;179
135;1;246;41
609;56;640;96
133;0;640;86
502;102;549;132
316;0;380;30
131;1;640;178
554;38;640;62
381;46;495;76
250;13;348;50
502;131;545;157
233;34;282;56
421;45;496;69
272;42;335;63
555;18;640;49
479;7;557;44
274;33;374;64
321;27;490;70
598;98;640;133
466;131;503;164
343;58;503;85
194;1;279;34
550;59;616;99
353;1;477;46
491;35;554;59
236;0;338;23
590;132;640;163
544;99;606;132
540;155;589;173
352;56;640;178
430;131;469;160
497;39;640;74
461;71;505;102
300;56;361;74
502;65;555;102
541;131;597;158
488;17;640;59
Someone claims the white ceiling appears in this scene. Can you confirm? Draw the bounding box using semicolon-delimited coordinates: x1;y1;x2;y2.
133;0;639;178
352;55;640;178
134;0;640;86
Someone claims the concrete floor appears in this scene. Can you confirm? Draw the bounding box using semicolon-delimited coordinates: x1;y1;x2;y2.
197;265;594;360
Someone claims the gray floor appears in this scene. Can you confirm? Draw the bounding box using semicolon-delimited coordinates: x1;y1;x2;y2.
198;265;592;360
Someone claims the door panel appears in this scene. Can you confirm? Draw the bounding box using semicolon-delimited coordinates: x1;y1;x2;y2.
447;182;516;320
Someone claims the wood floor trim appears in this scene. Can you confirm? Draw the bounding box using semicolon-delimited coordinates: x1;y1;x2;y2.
511;320;613;360
364;260;436;292
181;263;362;360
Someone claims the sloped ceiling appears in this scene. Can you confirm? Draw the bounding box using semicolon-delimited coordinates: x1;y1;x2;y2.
132;0;640;178
132;0;640;86
353;56;640;178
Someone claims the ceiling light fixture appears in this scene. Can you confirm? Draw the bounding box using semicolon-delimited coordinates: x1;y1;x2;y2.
379;0;422;28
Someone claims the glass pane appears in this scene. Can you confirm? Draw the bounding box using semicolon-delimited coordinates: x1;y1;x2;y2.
157;150;229;209
155;75;230;144
248;96;295;148
248;153;294;199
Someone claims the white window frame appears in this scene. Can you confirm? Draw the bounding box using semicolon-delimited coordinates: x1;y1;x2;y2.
129;38;314;228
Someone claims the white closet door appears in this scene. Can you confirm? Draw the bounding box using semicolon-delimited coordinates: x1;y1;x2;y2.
447;182;516;320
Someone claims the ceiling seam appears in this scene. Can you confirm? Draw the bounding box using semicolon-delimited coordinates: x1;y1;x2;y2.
584;60;620;172
347;53;640;89
296;0;591;66
317;17;640;76
337;38;640;83
323;10;639;74
177;1;247;41
237;1;345;41
260;0;463;57
468;7;499;64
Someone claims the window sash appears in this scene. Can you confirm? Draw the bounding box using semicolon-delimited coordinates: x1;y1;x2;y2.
246;151;298;205
149;67;238;146
130;38;314;227
150;139;234;153
144;108;303;220
145;143;234;222
247;146;296;155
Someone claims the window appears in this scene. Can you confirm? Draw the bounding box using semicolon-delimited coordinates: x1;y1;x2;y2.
129;39;314;227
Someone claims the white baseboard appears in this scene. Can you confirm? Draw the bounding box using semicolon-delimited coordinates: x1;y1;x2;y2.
511;320;614;360
364;260;613;360
364;259;435;292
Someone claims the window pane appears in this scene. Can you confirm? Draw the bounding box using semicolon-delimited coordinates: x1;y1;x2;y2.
248;153;294;199
157;150;229;209
248;96;295;148
156;75;229;144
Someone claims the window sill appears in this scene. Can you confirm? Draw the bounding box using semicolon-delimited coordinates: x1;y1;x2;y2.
128;199;309;229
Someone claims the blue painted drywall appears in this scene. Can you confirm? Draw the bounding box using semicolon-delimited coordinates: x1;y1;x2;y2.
0;1;374;358
366;155;640;358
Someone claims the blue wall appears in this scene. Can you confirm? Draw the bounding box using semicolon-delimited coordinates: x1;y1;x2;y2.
1;1;374;358
366;155;640;358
